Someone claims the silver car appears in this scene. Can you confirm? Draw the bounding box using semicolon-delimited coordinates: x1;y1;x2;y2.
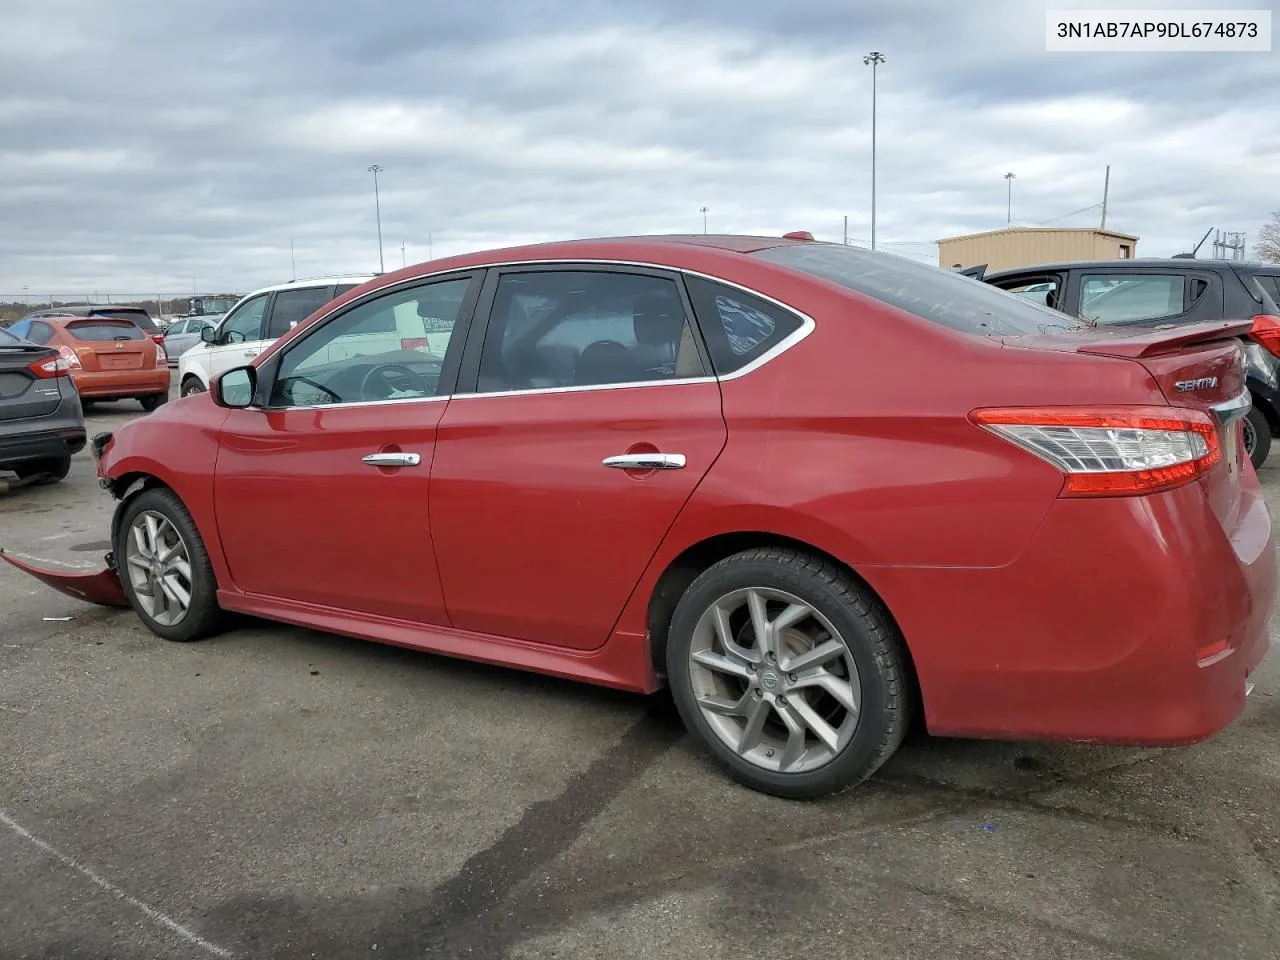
161;317;219;366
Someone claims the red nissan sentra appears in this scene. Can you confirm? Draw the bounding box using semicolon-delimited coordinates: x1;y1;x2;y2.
5;236;1272;798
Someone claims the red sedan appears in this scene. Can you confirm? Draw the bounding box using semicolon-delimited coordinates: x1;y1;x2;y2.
5;235;1273;798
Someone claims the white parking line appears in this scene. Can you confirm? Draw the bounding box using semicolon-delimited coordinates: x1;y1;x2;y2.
0;809;235;958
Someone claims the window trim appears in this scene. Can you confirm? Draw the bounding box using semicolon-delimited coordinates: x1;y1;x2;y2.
250;271;483;410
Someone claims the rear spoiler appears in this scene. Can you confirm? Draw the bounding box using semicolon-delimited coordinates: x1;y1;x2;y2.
1074;319;1256;359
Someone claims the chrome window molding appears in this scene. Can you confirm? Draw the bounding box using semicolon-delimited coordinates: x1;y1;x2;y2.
256;257;817;407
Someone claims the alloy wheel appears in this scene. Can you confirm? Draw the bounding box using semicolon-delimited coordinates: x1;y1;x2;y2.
124;510;194;626
1242;415;1257;457
687;587;862;774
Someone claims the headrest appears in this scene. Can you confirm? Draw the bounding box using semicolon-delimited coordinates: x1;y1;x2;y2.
633;294;685;347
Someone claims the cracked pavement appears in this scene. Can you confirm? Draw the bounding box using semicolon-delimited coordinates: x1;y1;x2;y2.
1;397;1277;959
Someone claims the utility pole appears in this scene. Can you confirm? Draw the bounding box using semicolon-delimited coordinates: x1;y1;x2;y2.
1099;165;1111;230
290;239;297;281
401;242;407;269
843;215;848;245
863;51;886;250
1004;172;1016;226
368;163;385;273
700;206;709;234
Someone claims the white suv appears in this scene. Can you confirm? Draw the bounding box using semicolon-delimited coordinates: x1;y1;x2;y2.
178;276;373;396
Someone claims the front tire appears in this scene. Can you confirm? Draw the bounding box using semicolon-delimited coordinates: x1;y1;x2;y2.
666;547;912;799
1243;405;1271;470
180;377;205;397
114;487;222;642
139;393;168;412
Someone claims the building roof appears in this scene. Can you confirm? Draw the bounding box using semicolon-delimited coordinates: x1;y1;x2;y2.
936;226;1140;244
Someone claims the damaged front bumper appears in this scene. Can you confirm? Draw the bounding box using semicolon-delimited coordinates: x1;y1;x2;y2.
0;549;129;607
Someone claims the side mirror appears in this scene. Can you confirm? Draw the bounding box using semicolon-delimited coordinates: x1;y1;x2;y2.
200;324;217;344
213;366;256;409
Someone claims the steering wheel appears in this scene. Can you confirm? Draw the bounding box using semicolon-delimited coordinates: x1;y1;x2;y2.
358;362;432;400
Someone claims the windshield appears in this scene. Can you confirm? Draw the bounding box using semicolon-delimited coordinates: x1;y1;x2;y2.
753;243;1087;335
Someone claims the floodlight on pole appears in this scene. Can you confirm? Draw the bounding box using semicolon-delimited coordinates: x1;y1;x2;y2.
368;164;385;273
862;51;886;250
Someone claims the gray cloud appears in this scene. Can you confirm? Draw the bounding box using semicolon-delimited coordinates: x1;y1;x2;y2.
0;0;1276;297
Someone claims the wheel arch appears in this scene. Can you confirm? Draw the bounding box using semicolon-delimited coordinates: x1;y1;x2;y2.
644;530;924;725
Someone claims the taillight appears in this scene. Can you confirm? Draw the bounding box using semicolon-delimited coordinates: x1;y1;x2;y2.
155;345;168;366
401;337;429;353
56;346;83;371
27;355;71;378
1248;315;1280;357
972;406;1221;497
151;334;165;346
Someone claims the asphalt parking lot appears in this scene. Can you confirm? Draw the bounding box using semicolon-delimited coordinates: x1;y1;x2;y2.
2;396;1278;960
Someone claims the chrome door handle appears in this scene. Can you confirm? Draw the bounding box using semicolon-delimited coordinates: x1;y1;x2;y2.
362;452;421;468
602;453;686;470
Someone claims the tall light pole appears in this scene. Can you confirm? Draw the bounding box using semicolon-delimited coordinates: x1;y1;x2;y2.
368;163;385;273
700;206;709;234
1004;172;1016;226
863;51;886;250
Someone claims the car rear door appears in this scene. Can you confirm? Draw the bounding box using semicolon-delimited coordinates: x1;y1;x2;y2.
212;274;481;623
428;265;727;650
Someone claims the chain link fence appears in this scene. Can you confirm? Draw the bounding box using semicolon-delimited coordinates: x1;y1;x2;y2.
0;294;243;325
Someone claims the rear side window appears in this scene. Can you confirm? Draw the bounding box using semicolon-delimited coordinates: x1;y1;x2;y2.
754;243;1084;335
27;322;55;345
267;286;336;339
1255;275;1280;306
67;321;146;341
1080;275;1185;324
683;276;802;374
333;283;360;297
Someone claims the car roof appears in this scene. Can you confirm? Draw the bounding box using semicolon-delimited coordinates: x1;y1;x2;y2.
239;275;377;298
985;258;1269;279
30;304;150;316
27;314;141;325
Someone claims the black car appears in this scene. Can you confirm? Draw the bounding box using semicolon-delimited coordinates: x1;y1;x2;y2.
0;326;87;485
18;304;163;345
975;259;1280;469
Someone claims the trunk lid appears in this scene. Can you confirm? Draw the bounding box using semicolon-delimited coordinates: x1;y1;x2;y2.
0;344;64;421
66;319;150;372
1000;319;1251;530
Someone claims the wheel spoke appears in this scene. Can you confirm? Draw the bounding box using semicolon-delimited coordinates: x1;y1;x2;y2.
691;648;752;680
131;524;151;559
747;590;773;655
162;574;191;609
788;696;842;752
782;639;845;674
775;703;808;771
772;602;810;634
167;557;192;581
143;515;161;555
712;602;758;664
125;554;151;572
737;698;770;755
697;692;751;718
793;671;860;714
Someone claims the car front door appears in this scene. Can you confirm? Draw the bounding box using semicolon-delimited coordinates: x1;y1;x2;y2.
212;274;480;622
429;266;727;650
206;293;271;381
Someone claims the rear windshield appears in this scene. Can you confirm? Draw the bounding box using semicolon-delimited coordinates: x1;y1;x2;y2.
90;309;156;332
753;243;1086;335
67;321;147;342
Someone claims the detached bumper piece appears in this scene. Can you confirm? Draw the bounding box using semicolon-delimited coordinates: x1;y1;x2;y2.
0;549;129;607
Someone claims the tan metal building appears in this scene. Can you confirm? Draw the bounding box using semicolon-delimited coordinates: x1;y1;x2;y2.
937;227;1139;271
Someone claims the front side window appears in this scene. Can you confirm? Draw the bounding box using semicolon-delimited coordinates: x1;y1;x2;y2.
1080;275;1185;324
220;295;269;343
266;286;336;339
993;275;1063;310
476;270;705;392
270;277;470;407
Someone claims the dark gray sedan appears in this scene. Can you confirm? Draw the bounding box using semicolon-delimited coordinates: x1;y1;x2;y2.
0;326;86;484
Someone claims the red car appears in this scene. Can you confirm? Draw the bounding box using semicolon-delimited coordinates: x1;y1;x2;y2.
5;236;1273;798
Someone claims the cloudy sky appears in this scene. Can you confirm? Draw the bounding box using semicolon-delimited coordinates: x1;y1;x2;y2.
1;0;1276;298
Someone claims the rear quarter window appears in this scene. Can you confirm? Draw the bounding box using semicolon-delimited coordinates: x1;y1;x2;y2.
684;276;802;374
67;321;146;341
753;243;1084;335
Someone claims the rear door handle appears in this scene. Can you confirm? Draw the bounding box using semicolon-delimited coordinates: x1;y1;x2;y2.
602;453;686;470
362;452;421;468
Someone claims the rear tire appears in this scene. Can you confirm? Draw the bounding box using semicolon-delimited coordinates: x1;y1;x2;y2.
181;377;205;398
14;456;71;484
114;487;223;642
666;547;912;799
1244;405;1271;470
139;393;168;412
